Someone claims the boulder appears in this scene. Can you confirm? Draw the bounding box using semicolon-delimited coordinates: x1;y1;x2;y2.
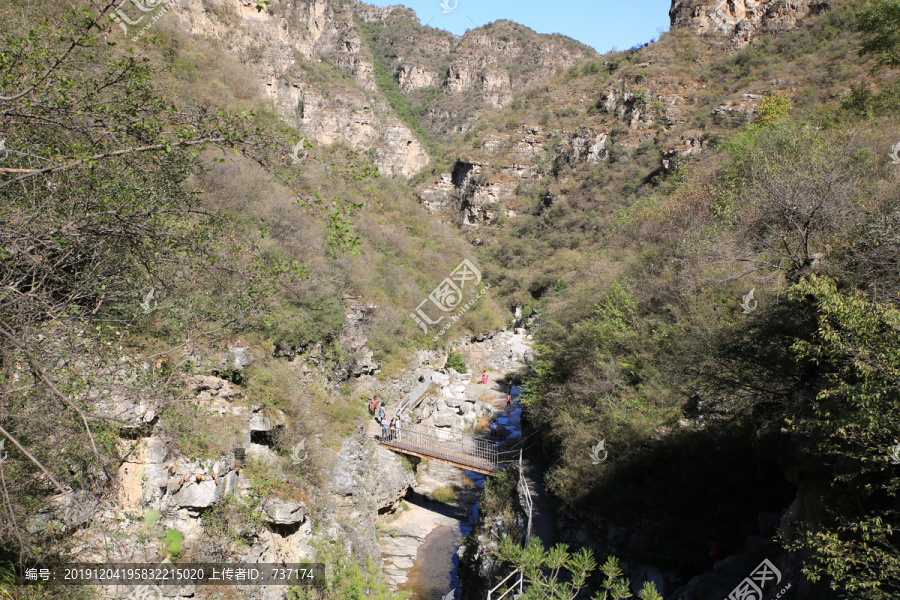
263;499;306;525
145;437;169;464
249;414;274;431
445;396;465;409
461;412;477;431
434;412;460;428
228;343;254;369
172;481;218;508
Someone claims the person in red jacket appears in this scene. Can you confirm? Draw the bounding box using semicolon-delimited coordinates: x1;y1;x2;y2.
709;540;723;566
481;371;488;384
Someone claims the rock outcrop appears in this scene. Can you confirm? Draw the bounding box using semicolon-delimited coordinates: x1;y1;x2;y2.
415;126;608;227
328;433;416;556
669;0;831;47
167;0;430;177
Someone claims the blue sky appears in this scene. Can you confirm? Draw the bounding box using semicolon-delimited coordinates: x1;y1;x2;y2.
361;0;672;54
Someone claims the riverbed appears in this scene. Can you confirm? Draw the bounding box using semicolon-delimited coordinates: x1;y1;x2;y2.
393;400;523;599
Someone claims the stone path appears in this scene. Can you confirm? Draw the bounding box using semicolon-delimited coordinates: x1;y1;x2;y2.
521;445;556;548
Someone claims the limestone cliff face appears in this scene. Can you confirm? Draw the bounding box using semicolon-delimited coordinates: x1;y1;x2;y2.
360;16;599;138
416;125;607;227
669;0;831;47
168;0;429;177
446;23;594;107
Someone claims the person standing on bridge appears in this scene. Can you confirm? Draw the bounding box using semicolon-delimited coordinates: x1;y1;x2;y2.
381;415;390;441
395;415;402;441
389;418;396;441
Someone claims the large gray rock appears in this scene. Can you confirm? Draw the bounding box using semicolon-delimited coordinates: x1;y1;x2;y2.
263;499;306;525
434;412;460;428
172;480;219;508
461;412;477;431
329;439;414;513
327;436;416;559
229;343;254;369
445;396;465;409
145;437;169;464
249;414;273;431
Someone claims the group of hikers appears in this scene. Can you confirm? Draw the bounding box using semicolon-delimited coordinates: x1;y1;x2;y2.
369;395;402;442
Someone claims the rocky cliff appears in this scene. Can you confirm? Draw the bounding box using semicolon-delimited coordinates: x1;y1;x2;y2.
24;301;414;599
361;16;599;139
669;0;831;47
167;0;430;177
411;0;850;237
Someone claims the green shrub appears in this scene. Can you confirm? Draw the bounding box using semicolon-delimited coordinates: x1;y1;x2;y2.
428;484;459;504
287;540;407;600
445;351;468;373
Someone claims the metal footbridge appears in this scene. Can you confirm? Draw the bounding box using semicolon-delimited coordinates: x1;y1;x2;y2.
379;424;515;475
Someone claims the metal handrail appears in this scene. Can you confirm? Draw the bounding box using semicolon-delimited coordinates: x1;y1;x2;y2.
518;449;533;545
487;568;523;600
392;374;432;420
380;423;501;471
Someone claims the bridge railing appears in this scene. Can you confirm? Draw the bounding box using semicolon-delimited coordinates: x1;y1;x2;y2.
487;568;523;600
392;374;432;420
380;424;523;473
381;423;500;468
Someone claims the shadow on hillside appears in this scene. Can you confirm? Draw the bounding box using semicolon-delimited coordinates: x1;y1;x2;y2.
571;419;796;583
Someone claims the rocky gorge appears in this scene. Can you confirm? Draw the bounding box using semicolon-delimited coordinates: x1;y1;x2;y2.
2;0;894;599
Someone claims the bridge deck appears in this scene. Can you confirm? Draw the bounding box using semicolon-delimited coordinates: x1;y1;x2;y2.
377;424;511;476
380;437;498;475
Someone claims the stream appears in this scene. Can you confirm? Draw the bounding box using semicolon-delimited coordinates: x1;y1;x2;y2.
398;388;524;600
